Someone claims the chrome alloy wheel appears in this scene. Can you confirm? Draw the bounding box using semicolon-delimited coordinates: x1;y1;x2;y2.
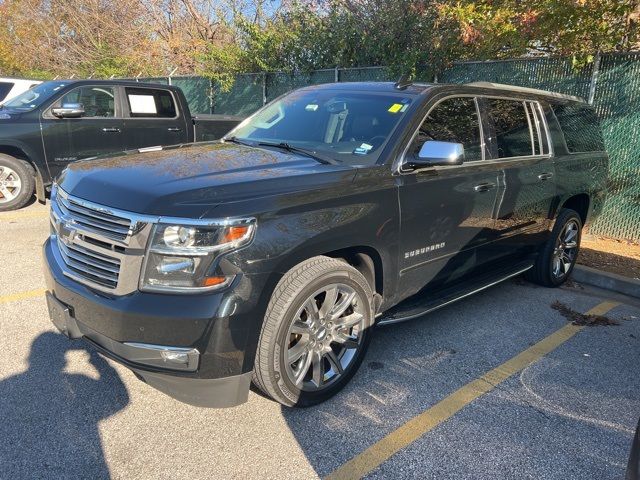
285;283;366;391
0;166;22;204
552;219;579;278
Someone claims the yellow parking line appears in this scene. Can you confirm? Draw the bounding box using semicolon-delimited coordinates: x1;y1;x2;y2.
0;288;46;304
325;300;620;480
0;211;49;221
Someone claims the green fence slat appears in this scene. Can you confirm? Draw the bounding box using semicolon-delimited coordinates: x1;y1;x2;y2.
212;73;264;115
171;76;211;114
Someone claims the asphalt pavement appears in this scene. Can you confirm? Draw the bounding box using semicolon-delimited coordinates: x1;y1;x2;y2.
1;201;639;479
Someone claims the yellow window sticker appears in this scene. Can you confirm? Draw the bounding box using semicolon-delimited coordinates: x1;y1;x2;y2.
388;103;403;113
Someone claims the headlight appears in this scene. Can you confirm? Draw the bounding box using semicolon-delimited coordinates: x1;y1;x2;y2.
140;218;256;293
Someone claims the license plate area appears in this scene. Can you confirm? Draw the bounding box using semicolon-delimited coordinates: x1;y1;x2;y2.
46;292;81;338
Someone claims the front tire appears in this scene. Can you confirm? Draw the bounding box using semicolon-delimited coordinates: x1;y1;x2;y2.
526;208;582;287
0;154;35;212
253;256;374;407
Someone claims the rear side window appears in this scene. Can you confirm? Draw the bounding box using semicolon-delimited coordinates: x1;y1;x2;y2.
411;97;483;161
125;88;177;118
486;99;536;158
0;82;15;102
552;103;604;153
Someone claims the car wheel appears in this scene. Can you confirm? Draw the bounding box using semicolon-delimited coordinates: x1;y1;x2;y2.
253;256;374;407
0;154;35;212
526;208;582;287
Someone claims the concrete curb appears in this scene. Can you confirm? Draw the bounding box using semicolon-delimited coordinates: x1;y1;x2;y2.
572;264;640;300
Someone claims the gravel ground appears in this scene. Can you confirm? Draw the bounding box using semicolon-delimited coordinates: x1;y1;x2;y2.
579;235;640;280
1;202;639;479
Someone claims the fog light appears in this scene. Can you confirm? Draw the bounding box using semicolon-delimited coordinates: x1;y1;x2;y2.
161;350;190;364
122;343;200;371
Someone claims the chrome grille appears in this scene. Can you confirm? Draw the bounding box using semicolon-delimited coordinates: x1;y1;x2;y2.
49;185;156;295
57;236;121;289
56;189;131;241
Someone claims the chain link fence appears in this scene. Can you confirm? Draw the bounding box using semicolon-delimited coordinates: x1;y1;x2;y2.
439;54;640;241
133;53;639;241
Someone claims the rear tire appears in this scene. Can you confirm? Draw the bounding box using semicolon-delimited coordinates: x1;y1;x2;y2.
526;208;582;287
0;154;35;212
253;256;374;407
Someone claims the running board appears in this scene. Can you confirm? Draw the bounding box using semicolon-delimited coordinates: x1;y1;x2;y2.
377;263;533;326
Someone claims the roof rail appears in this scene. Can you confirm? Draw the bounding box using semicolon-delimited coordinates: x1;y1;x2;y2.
465;81;584;102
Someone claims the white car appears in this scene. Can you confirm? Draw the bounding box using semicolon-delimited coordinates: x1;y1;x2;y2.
0;78;42;104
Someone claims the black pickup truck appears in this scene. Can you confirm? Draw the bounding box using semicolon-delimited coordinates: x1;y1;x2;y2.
0;80;241;211
43;80;608;408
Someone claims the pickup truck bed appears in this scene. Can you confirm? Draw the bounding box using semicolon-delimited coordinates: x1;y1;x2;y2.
193;114;245;142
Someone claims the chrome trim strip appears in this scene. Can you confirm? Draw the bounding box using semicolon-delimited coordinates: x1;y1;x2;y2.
524;101;536;155
63;241;121;267
377;265;533;326
57;239;120;274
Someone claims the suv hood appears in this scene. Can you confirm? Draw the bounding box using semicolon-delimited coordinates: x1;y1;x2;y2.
58;142;356;217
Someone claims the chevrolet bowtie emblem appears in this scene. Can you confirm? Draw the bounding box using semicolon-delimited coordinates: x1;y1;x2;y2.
59;223;77;244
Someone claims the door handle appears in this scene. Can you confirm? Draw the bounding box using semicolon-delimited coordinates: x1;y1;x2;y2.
102;127;121;133
474;182;496;193
167;127;182;132
538;172;554;181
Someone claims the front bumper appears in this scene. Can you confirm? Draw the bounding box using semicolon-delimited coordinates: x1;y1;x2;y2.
43;238;265;407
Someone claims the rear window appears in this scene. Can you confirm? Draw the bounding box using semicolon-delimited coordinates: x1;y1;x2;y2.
552;103;604;153
125;87;177;118
0;82;14;102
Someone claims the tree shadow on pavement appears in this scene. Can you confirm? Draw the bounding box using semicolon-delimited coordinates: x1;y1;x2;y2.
0;331;129;479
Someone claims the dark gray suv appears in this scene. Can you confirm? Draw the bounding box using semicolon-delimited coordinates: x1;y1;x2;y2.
43;81;608;408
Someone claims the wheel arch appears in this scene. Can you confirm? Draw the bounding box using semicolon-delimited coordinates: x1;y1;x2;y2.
265;239;389;316
323;246;383;306
560;193;590;226
0;144;48;203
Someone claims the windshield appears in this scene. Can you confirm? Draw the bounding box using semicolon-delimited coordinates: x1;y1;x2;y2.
3;81;69;111
227;89;414;165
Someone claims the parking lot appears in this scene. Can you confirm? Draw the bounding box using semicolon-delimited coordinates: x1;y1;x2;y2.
1;201;639;480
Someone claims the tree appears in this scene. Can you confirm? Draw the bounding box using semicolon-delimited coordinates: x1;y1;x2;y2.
440;0;640;62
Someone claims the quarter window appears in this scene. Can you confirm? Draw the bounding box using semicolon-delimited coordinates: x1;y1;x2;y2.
125;87;177;118
411;97;483;161
59;86;115;118
552;103;604;153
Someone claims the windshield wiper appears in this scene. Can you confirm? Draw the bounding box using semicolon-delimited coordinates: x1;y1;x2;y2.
222;136;253;147
256;142;336;165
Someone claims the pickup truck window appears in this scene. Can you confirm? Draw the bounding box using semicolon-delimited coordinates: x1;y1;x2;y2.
410;97;482;161
551;103;605;153
125;87;177;118
58;86;115;118
228;89;413;165
3;81;69;111
486;98;537;158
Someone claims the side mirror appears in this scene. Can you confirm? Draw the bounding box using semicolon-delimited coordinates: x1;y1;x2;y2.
52;103;85;119
406;141;465;169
